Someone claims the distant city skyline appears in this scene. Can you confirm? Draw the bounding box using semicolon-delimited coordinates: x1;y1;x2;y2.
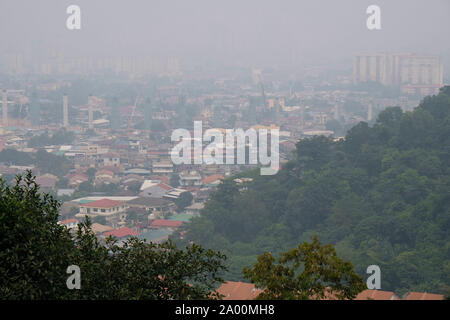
1;0;450;70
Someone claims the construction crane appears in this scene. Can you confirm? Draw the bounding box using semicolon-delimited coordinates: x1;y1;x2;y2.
127;93;141;130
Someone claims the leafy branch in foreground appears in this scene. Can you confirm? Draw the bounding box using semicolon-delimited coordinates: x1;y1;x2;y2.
243;236;366;300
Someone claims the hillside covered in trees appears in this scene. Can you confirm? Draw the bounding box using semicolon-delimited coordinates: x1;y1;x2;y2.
180;86;450;295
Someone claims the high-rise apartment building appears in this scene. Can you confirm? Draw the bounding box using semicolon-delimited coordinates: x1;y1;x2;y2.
353;53;443;94
63;94;69;128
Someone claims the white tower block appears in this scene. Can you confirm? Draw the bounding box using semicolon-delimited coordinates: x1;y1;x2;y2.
88;95;93;129
334;103;340;121
63;95;69;127
2;90;7;127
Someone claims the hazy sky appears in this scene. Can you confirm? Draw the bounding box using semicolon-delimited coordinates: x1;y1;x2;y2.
1;0;449;67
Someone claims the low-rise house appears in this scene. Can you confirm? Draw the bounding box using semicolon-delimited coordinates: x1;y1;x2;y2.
123;168;151;176
162;187;187;200
8;165;36;175
195;188;213;202
94;169;116;185
35;174;58;191
149;219;183;229
101;152;120;167
121;174;144;186
150;175;170;185
179;170;202;186
137;228;172;244
76;198;128;227
67;173;89;187
58;218;78;230
126;197;176;218
100;165;122;175
91;222;113;235
140;180;173;198
184;202;204;215
57;188;75;197
202;174;224;187
152;160;174;175
103;227;139;239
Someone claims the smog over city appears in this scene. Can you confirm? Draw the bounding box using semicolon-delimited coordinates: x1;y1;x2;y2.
0;0;449;313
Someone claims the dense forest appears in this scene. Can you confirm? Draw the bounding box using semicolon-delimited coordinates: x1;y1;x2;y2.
178;86;450;296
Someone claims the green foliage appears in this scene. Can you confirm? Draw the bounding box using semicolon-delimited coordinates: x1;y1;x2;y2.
0;172;75;299
35;149;72;177
0;172;227;299
184;87;450;294
170;173;180;187
0;148;34;165
86;168;97;183
28;129;75;148
93;215;107;225
243;236;366;300
127;181;142;194
174;191;193;212
0;149;72;177
55;177;69;189
77;181;94;193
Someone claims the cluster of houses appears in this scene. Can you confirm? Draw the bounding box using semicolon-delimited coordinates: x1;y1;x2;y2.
214;281;446;300
57;189;206;245
0;125;236;246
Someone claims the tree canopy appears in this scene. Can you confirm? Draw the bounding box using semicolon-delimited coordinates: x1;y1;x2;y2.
243;236;366;300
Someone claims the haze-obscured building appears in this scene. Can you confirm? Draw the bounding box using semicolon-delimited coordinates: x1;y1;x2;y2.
353;53;443;95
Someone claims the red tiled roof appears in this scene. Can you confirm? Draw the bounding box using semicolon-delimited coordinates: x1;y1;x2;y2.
157;183;173;191
96;169;114;176
82;198;123;208
216;281;262;300
404;292;445;300
104;227;139;238
150;219;183;228
184;186;199;193
101;165;122;173
202;174;224;185
66;173;89;180
355;290;398;300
